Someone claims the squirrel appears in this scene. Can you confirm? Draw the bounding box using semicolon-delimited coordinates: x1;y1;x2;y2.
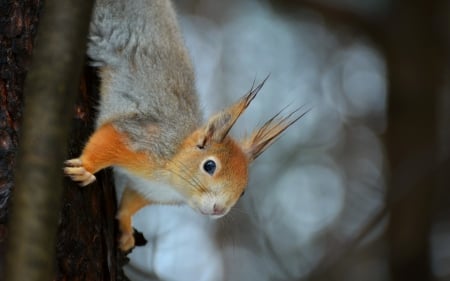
64;0;304;252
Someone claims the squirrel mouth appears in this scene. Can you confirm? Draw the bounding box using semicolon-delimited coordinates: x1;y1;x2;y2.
199;208;227;218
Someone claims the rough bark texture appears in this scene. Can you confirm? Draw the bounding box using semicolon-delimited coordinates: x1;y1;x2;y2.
56;66;129;281
0;1;128;280
0;0;42;275
5;0;95;280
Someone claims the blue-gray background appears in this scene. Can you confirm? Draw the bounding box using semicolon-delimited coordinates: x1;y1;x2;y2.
123;0;449;280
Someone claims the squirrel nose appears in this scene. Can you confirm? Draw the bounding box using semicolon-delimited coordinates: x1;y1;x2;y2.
212;203;225;215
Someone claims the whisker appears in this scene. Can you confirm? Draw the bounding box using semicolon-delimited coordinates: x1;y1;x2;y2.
166;159;208;194
165;160;199;191
172;159;209;193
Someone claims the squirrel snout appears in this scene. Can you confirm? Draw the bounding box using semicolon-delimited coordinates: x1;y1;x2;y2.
198;199;228;218
212;203;225;215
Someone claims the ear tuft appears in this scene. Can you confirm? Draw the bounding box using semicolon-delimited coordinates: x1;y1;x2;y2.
241;107;310;162
198;76;269;146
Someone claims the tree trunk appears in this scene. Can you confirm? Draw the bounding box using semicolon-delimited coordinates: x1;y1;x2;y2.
0;0;42;275
385;0;446;280
0;1;128;280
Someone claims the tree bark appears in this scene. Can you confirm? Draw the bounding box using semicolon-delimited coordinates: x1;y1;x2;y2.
55;67;128;281
0;1;132;280
4;0;95;280
0;0;42;276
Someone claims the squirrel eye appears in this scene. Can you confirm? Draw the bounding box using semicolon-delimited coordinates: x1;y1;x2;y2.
203;159;216;175
240;190;245;198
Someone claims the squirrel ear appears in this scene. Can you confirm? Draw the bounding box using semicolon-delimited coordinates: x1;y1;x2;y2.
198;76;269;146
240;108;308;162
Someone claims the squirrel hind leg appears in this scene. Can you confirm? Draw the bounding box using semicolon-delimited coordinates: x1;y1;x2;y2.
117;187;151;252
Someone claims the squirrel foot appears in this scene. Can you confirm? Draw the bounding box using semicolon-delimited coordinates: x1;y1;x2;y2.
119;231;135;252
64;158;96;186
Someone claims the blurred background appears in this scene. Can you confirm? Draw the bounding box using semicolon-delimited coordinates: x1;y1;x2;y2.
123;0;449;281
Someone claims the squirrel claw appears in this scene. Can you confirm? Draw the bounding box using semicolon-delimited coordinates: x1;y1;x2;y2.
64;158;96;186
65;158;82;167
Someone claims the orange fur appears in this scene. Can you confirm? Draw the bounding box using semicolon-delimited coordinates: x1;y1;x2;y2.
80;123;155;176
168;130;249;204
117;187;151;251
222;138;249;197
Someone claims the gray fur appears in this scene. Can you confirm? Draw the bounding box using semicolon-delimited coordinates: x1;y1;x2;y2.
88;0;202;159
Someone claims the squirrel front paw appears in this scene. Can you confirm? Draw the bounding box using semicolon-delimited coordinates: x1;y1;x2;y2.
64;158;96;186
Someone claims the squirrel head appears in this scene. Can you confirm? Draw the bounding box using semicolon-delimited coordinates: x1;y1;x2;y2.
166;77;307;218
